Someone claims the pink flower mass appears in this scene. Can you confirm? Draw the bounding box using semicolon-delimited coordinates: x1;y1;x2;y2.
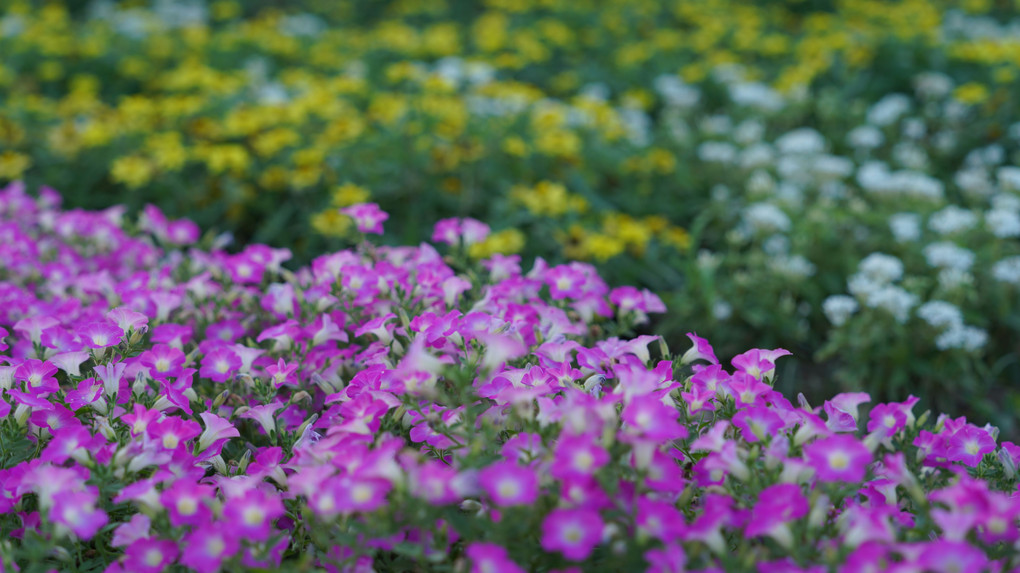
0;182;1017;571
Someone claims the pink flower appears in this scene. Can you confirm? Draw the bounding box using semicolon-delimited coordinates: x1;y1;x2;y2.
181;525;241;573
14;359;59;394
644;543;687;573
636;496;685;543
621;395;688;441
161;481;214;527
150;417;201;451
76;321;124;349
139;344;186;380
341;203;389;234
682;332;719;365
199;346;241;383
732;407;785;443
867;403;908;438
824;392;871;433
123;538;179;573
478;461;539;506
744;484;809;541
540;507;603;561
465;543;526;573
804;434;872;483
946;425;996;467
222;488;285;541
549;433;610;479
50;490;108;540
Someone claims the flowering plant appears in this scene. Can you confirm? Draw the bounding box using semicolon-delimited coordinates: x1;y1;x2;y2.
1;182;1019;572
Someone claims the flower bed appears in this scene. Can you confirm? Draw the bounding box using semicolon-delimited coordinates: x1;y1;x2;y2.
0;181;1017;572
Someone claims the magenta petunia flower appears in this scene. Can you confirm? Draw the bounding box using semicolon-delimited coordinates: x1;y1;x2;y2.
804;434;873;483
341;203;389;234
823;392;871;433
732;406;786;443
162;481;215;527
682;332;720;365
150;417;201;451
76;321;124;349
181;525;241;573
199;346;241;383
867;403;908;438
549;433;610;480
644;543;687;573
123;538;179;573
14;359;59;395
465;542;526;573
744;483;809;543
139;343;186;380
540;507;604;561
222;488;285;542
49;490;108;540
621;395;688;441
478;461;539;506
946;425;996;467
636;496;685;543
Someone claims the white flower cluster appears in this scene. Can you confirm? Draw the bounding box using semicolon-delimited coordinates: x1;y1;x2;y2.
846;254;917;323
823;295;859;326
923;241;975;272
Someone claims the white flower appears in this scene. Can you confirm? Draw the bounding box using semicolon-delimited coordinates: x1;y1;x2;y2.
823;295;859;326
991;193;1020;213
775;128;825;155
734;120;766;145
937;268;973;291
917;301;963;330
773;255;815;278
712;301;733;320
812;155;855;180
914;72;953;99
867;94;912;126
866;285;919;324
729;82;784;112
928;206;978;235
847;125;884;149
700;115;733;136
997;166;1020;192
858;253;905;284
697;142;737;163
901;118;927;140
935;325;988;352
923;241;975;271
992;256;1020;285
955;167;994;198
893;142;928;170
889;213;922;242
743;203;791;234
986;209;1020;238
739;143;776;170
653;75;700;108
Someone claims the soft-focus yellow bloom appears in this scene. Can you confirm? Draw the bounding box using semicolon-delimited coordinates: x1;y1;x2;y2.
0;151;31;180
469;228;525;258
110;156;154;189
331;183;371;207
954;83;990;105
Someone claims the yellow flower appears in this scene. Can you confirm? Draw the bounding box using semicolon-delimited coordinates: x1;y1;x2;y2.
582;233;625;262
331;183;371;207
468;228;525;259
311;209;353;238
0;151;31;180
199;144;250;175
535;129;580;158
502;137;529;157
259;166;290;191
145;133;188;171
953;82;990;105
662;226;692;250
110;156;154;189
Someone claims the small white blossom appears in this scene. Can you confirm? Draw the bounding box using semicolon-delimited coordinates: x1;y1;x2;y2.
867;94;912;126
889;213;922;242
743;203;791;234
847;125;884;149
697;142;737;163
928;206;978;235
986;209;1020;238
775;128;826;155
935;325;988;352
858;253;905;284
823;295;859;326
923;241;975;271
917;300;963;330
992;256;1020;285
